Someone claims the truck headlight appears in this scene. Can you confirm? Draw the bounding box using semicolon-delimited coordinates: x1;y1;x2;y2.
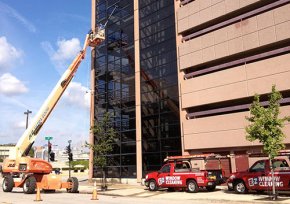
229;175;236;180
145;175;148;180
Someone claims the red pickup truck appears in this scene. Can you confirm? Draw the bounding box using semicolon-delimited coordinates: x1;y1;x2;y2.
145;161;216;193
227;159;290;194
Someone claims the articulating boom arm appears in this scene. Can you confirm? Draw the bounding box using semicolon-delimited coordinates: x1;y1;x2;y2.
9;29;105;159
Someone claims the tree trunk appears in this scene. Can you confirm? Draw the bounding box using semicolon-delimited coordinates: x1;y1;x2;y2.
101;167;107;191
269;157;277;200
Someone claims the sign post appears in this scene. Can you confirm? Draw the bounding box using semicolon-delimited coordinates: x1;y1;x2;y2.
45;136;53;161
45;136;53;141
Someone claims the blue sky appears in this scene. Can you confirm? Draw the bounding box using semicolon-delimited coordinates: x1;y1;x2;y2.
0;0;93;148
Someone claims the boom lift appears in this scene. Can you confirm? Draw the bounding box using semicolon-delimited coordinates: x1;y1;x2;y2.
1;27;105;194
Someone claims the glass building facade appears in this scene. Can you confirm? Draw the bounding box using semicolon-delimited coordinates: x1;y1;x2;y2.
139;0;181;175
93;0;181;179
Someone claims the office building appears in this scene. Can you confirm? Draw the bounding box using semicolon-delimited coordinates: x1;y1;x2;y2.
90;0;290;181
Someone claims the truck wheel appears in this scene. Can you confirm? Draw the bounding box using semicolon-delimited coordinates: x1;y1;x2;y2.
148;179;157;191
2;175;14;192
187;180;198;193
206;185;216;192
234;180;248;194
23;176;36;194
67;177;79;193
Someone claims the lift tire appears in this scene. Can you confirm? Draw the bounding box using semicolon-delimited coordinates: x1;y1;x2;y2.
187;180;198;193
23;176;37;194
67;177;79;193
2;175;14;192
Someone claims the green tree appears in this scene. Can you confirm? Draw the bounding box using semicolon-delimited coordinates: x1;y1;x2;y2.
86;112;116;190
245;85;290;200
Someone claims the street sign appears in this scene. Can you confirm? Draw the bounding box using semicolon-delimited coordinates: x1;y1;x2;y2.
45;136;53;140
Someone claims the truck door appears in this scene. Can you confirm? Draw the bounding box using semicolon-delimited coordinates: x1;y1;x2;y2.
246;160;268;190
270;160;289;190
156;164;171;188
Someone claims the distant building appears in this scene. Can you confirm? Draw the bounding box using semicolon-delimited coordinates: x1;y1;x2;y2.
0;144;15;161
34;144;89;162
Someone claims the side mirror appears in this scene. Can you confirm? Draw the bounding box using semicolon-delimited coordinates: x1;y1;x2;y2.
157;170;161;174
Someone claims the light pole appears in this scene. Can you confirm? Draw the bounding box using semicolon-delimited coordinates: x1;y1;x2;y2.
24;109;32;129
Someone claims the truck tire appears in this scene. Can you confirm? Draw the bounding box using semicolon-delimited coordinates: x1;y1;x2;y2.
187;180;198;193
23;176;36;194
148;179;157;191
2;175;14;192
67;177;79;193
234;180;248;194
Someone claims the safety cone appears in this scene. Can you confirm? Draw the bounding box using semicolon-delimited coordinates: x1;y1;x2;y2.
91;188;98;200
91;181;98;200
34;187;42;202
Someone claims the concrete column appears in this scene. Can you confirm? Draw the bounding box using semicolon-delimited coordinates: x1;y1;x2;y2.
173;0;186;155
229;151;236;173
134;0;142;182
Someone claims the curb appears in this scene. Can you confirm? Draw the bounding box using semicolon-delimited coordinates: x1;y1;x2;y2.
75;186;290;203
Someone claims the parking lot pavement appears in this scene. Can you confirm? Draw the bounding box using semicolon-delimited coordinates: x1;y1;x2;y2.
2;176;290;203
78;183;290;203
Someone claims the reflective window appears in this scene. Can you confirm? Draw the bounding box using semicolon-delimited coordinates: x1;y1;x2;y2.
160;164;171;173
93;0;181;179
139;0;181;176
93;0;136;178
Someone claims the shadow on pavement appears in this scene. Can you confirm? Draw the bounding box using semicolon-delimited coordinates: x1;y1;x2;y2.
255;197;290;202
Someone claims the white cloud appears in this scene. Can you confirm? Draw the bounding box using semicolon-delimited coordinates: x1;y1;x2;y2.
63;82;90;109
52;38;81;62
41;38;81;73
0;2;36;33
13;120;26;129
0;36;22;72
0;73;28;96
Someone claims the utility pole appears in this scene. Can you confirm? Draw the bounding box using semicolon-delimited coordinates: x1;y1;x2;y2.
24;109;32;129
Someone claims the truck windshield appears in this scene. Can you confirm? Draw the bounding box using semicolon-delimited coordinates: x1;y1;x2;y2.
250;160;265;172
